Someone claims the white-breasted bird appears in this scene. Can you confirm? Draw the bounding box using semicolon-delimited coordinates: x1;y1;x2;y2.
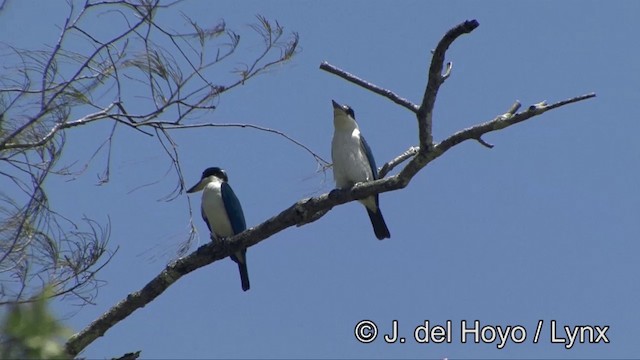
186;167;250;291
331;100;391;240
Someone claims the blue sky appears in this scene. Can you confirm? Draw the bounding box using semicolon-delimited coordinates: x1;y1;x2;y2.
2;1;639;359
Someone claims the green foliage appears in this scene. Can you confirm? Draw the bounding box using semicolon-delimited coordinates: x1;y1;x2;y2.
0;288;71;359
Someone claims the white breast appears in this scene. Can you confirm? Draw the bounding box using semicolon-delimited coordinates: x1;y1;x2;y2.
201;179;234;237
332;127;374;188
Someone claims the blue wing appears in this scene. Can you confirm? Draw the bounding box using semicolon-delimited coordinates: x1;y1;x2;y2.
360;135;381;208
221;182;247;235
360;135;379;180
360;134;391;239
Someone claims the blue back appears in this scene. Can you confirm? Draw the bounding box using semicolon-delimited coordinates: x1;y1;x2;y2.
221;182;247;235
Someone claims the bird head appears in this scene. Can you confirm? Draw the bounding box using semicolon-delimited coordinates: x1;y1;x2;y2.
186;167;228;193
332;100;357;129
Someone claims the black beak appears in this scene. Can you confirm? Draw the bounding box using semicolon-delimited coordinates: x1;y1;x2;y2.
186;180;202;193
331;99;341;109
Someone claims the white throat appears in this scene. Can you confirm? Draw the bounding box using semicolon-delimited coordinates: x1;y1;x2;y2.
333;111;358;132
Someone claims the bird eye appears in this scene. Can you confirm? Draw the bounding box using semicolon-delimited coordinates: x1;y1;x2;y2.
345;106;355;118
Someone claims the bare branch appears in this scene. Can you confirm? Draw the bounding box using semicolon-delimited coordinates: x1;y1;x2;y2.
417;19;479;149
378;146;419;179
319;61;418;113
437;93;596;153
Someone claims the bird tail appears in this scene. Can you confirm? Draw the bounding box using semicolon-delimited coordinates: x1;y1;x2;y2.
367;207;391;240
231;250;250;291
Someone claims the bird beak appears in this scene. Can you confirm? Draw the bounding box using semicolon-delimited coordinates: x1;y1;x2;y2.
186;179;206;193
332;100;348;117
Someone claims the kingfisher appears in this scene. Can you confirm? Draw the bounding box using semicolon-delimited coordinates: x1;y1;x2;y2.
331;100;391;240
186;167;250;291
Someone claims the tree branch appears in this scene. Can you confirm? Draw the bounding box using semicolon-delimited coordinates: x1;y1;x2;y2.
319;61;418;113
436;93;596;154
417;19;479;149
1;104;116;150
378;146;419;178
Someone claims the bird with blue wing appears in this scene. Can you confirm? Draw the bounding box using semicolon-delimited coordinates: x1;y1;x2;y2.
187;167;250;291
331;100;391;240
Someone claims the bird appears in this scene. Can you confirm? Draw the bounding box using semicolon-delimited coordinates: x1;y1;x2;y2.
186;167;250;291
331;100;391;240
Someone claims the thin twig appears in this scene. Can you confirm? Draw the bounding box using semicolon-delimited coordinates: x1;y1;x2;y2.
475;137;494;148
442;62;453;81
506;100;521;115
2;104;115;150
160;122;330;166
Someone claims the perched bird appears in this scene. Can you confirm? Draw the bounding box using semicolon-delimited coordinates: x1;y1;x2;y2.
331;100;391;240
186;167;250;291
